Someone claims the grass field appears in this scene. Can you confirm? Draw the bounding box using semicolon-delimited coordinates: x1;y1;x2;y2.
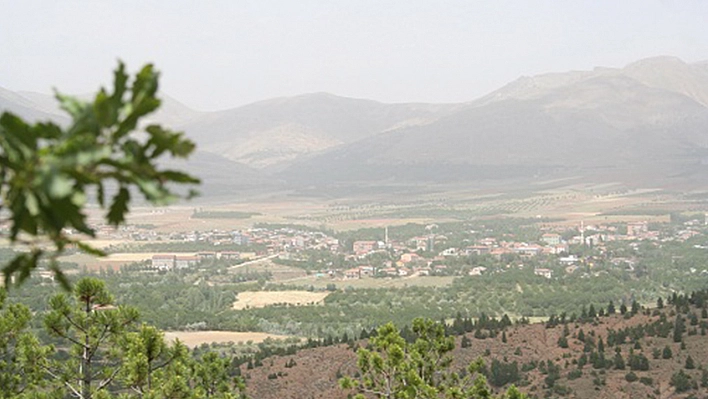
232;290;331;310
231;260;308;282
163;331;294;348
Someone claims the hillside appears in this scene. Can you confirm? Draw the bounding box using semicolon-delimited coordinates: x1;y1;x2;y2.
159;150;282;200
280;57;708;187
0;87;281;197
0;87;67;124
178;93;458;170
242;297;708;399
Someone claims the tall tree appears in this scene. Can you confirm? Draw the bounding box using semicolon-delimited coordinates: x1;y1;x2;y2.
0;288;53;398
192;351;248;399
120;324;188;396
44;277;139;399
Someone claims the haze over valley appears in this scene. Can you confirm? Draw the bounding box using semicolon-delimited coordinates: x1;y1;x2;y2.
5;56;708;198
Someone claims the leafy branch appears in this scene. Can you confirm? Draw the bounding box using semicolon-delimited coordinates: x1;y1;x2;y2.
0;62;200;288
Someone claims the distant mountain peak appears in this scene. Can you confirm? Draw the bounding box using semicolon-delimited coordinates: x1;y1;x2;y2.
625;55;687;68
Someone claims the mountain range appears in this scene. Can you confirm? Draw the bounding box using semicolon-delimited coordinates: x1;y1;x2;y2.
4;56;708;196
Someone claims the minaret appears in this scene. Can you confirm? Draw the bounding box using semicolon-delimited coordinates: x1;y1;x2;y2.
384;226;389;245
580;220;585;246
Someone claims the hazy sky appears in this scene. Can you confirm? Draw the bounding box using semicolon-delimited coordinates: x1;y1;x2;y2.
2;1;708;111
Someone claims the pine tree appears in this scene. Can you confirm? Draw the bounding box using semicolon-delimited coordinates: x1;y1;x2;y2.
577;329;586;342
44;277;139;399
339;318;529;398
662;345;673;359
0;289;53;398
685;355;696;370
607;300;616;315
674;316;685;343
613;353;625;370
120;324;188;395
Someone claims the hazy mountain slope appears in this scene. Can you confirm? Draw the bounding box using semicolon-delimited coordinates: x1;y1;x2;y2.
17;90;202;126
179;92;458;169
622;56;708;108
0;87;67;123
279;65;708;186
161;150;281;199
1;86;277;199
6;56;708;192
476;56;708;109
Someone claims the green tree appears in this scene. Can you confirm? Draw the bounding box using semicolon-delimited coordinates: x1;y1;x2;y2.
619;303;627;315
0;288;53;398
607;300;616;315
339;318;527;398
192;351;248;398
44;277;139;399
670;370;692;393
674;316;685;343
0;62;199;287
489;359;520;387
662;345;673;359
613;352;625;370
120;324;189;395
685;355;695;370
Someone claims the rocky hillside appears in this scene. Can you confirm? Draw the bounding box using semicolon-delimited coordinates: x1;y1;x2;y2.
241;295;708;399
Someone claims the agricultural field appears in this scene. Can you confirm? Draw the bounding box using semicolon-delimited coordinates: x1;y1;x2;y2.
58;252;195;271
232;290;331;310
230;259;307;282
279;185;681;229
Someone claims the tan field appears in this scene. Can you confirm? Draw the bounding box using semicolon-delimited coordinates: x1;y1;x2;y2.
59;252;198;271
101;252;195;262
163;331;294;348
232;290;330;310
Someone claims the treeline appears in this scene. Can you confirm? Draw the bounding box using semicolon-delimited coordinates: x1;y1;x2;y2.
192;210;260;219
